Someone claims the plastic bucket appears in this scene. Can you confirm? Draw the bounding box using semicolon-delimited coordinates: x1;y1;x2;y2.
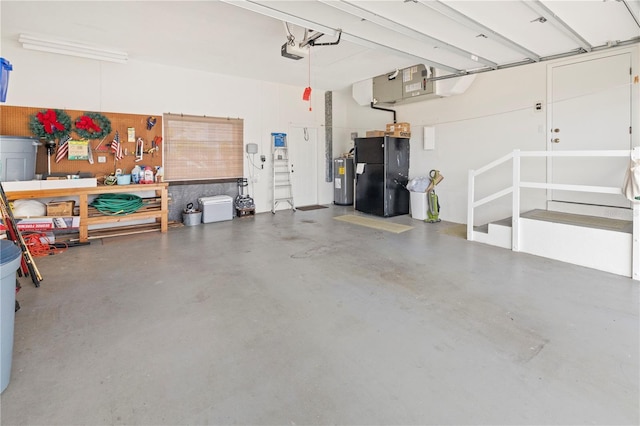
116;174;131;185
1;240;21;393
0;58;13;103
182;210;202;226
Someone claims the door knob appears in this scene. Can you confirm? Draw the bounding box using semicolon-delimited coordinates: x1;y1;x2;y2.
552;128;560;133
552;138;560;143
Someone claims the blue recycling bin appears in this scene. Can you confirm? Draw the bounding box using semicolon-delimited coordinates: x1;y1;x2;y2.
0;58;13;103
0;240;21;393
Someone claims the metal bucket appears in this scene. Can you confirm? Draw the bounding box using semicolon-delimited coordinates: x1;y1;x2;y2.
183;211;202;226
182;203;202;226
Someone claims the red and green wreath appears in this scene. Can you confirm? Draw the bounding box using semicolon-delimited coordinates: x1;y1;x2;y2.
29;108;72;141
74;112;112;140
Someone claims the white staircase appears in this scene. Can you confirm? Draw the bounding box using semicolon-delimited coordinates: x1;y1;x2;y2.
468;149;639;280
473;210;634;277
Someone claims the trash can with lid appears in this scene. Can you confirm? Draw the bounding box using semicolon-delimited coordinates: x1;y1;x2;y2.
409;191;428;220
1;240;21;393
407;176;431;221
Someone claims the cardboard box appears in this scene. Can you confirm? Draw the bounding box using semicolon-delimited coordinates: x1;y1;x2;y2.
385;122;411;138
386;122;411;133
366;130;386;137
46;201;75;217
385;131;412;138
1;217;80;231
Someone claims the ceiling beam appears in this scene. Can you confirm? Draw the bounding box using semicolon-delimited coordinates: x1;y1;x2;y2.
343;33;467;75
220;0;340;37
621;0;640;29
523;0;592;52
416;0;541;62
321;0;498;69
221;0;464;74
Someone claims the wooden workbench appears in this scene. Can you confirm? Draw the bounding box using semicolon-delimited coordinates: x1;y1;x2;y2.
4;182;168;243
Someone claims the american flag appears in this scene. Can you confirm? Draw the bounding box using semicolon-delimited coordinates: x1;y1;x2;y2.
55;135;70;163
111;131;123;160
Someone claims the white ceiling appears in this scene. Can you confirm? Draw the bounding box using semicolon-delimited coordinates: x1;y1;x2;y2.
1;1;639;91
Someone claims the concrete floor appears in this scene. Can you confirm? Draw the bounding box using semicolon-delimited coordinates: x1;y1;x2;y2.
1;205;638;425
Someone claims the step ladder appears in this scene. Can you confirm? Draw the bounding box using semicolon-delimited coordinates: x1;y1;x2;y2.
0;182;42;287
271;133;295;213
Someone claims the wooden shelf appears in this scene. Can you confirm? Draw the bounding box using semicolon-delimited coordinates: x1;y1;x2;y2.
5;182;168;243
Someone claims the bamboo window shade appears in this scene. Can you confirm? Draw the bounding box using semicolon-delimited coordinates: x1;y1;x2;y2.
163;114;243;181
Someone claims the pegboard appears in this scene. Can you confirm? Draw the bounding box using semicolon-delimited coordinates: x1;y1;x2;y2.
0;105;162;180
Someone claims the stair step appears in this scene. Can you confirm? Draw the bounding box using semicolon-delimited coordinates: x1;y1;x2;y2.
483;210;633;234
492;217;513;228
473;224;489;234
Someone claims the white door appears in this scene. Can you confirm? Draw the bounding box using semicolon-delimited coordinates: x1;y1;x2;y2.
549;53;631;207
288;126;318;207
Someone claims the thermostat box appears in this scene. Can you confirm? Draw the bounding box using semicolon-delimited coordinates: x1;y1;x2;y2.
198;195;233;223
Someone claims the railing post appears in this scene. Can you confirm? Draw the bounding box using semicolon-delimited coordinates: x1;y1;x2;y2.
631;147;638;281
467;170;475;241
512;150;521;252
633;202;639;281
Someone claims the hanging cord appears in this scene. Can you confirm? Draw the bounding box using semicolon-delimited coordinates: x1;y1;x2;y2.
246;152;262;198
285;22;295;46
23;233;68;257
90;193;144;215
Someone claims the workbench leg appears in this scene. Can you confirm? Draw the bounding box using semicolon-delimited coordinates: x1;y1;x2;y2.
79;193;89;243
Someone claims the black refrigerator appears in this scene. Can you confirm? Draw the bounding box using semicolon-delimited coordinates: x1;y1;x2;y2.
354;136;410;217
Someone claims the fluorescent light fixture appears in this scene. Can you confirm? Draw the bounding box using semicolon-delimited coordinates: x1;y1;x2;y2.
18;34;128;64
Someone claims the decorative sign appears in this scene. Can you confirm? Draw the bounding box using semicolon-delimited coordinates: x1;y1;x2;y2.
68;139;89;160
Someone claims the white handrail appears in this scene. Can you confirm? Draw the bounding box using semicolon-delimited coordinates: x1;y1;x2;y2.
520;182;624;194
468;148;638;280
473;186;513;209
473;152;514;176
518;150;632;158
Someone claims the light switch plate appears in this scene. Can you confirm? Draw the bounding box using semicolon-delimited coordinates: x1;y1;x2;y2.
98;156;107;163
423;126;435;150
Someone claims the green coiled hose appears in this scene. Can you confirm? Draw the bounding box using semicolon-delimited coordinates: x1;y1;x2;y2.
90;193;144;216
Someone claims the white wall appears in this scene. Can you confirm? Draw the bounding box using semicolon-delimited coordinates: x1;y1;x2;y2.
3;39;638;220
337;45;640;225
0;41;333;213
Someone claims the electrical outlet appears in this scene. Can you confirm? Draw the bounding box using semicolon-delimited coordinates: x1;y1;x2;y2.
98;156;107;163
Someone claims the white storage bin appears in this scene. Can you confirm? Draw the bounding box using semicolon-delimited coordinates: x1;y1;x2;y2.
198;195;233;223
409;191;427;220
